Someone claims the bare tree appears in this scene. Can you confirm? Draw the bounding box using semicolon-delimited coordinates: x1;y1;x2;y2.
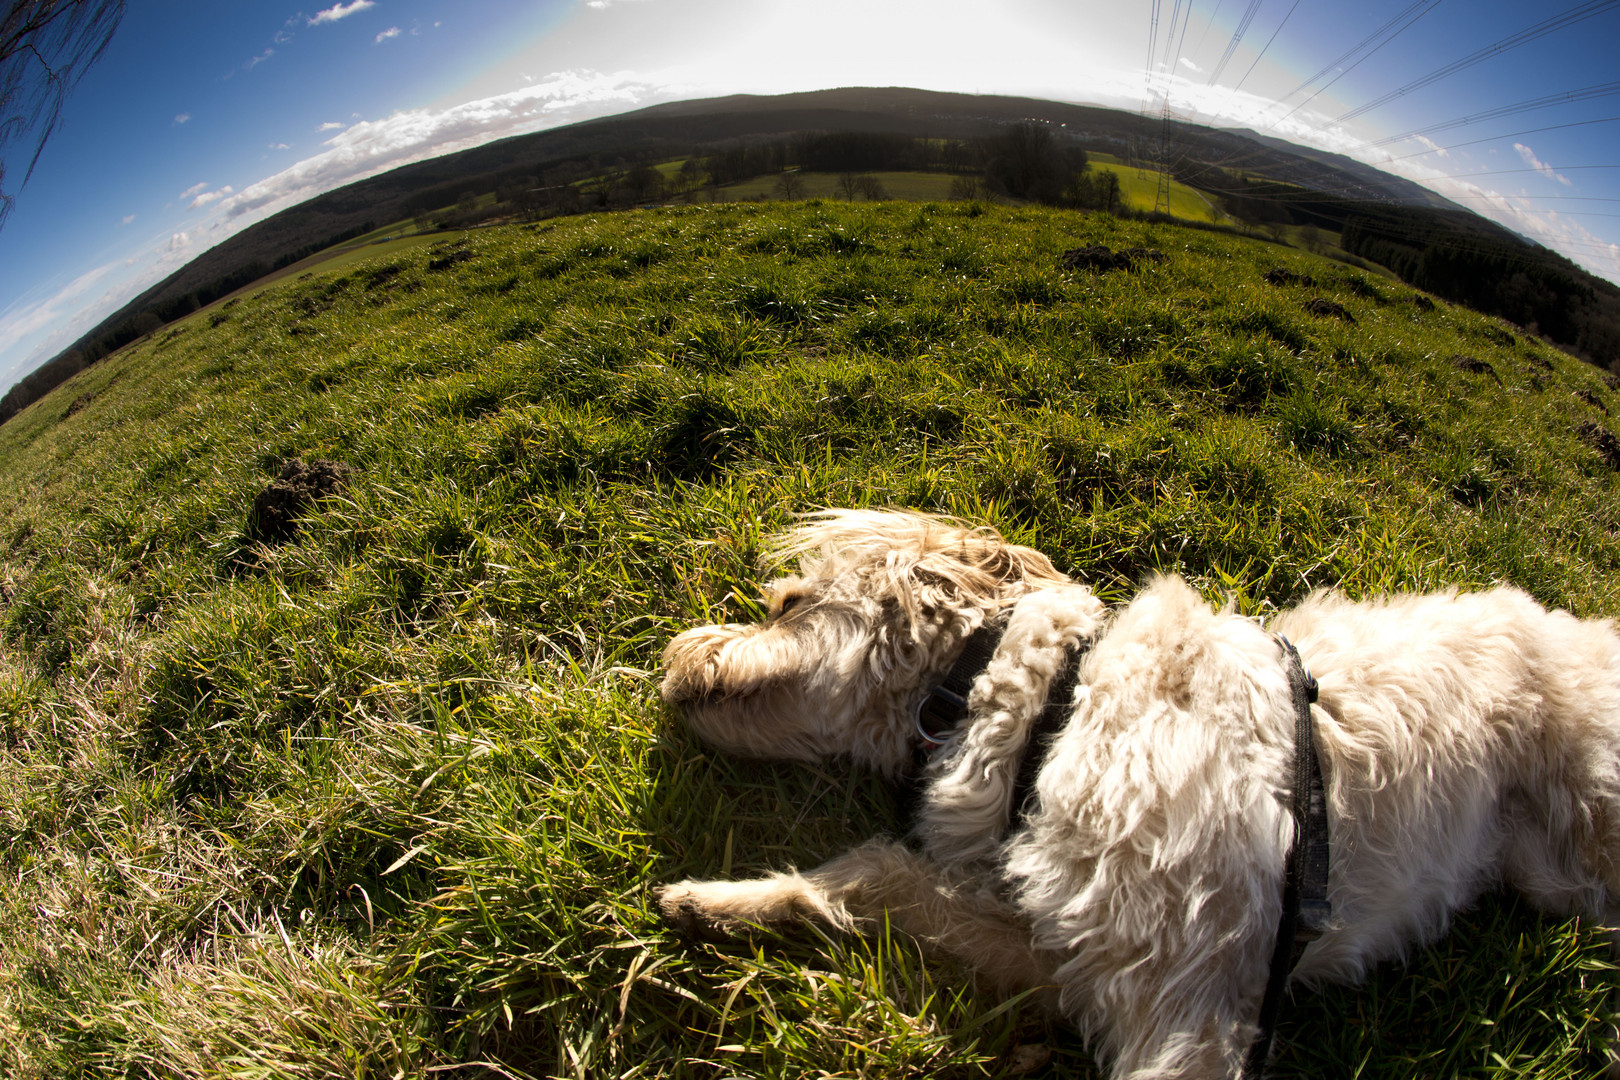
949;175;983;201
1;1;125;230
855;174;887;201
775;170;804;200
837;172;859;201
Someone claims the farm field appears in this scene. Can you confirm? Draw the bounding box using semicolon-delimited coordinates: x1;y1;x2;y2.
713;169;961;202
1085;152;1229;223
1;201;1616;1078
203;233;446;311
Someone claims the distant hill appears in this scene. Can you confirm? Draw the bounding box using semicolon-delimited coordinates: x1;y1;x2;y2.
6;86;1618;425
1218;127;1464;211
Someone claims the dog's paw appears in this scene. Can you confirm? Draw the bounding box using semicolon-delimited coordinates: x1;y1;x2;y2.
656;881;741;941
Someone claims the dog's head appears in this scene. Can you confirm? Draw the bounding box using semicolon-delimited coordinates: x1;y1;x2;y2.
661;509;1070;773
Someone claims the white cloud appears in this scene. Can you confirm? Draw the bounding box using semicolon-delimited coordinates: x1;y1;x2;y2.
0;262;119;367
317;121;346;131
214;69;659;223
169;232;192;252
269;142;291;150
308;0;375;26
1513;143;1571;187
1178;57;1201;73
120;214;135;225
179;182;209;199
1411;135;1449;159
173;113;191;125
1378;166;1620;285
376;26;401;42
246;48;274;69
188;186;234;209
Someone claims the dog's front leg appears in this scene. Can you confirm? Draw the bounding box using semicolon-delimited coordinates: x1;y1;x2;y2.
659;840;1064;1002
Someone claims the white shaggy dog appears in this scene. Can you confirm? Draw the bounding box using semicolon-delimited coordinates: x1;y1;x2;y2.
658;509;1620;1079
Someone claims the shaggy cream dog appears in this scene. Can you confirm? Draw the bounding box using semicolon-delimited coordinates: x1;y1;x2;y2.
658;509;1620;1079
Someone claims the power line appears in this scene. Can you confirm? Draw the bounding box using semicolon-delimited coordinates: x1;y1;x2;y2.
1153;0;1196;211
1171;0;1198;74
1144;0;1163;114
1259;0;1443;133
1437;194;1620;204
1369;81;1620;147
1206;0;1266;87
1435;165;1620;180
1379;114;1620;162
1335;0;1620;123
1115;4;1620;275
1191;0;1227;63
1229;0;1303;96
1282;0;1438;98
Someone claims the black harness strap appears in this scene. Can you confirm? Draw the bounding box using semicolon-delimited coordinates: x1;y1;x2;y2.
1008;644;1084;819
913;613;1084;824
916;616;1329;1080
914;614;1010;748
1243;635;1331;1079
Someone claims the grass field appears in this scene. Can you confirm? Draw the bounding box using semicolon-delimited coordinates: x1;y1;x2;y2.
212;232;446;308
1;201;1616;1078
1087;153;1229;223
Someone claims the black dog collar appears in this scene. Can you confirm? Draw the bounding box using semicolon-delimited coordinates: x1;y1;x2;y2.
912;610;1086;822
1244;634;1332;1079
913;614;1009;747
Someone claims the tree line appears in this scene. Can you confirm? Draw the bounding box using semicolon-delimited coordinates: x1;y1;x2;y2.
1341;210;1620;364
0;219;375;425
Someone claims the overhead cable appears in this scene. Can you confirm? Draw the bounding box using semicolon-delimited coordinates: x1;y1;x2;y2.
1335;0;1620;123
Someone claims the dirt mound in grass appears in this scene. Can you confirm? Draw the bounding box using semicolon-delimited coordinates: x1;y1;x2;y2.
1452;355;1501;383
1264;267;1315;287
1578;421;1620;470
1303;298;1355;322
246;459;352;544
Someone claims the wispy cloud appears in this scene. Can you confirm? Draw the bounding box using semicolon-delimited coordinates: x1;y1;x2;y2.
308;0;375;26
586;0;652;8
188;186;234;209
376;26;401;42
1178;57;1201;73
214;69;659;224
1411;135;1449;159
179;182;209;199
246;48;275;69
317;121;346;131
173;113;191;125
121;214;135;225
1514;143;1572;187
269;142;290;150
0;261;118;368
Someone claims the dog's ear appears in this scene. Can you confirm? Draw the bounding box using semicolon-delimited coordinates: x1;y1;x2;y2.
910;538;1069;608
764;507;1072;616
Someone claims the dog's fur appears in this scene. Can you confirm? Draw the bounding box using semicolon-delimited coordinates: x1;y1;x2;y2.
658;509;1620;1079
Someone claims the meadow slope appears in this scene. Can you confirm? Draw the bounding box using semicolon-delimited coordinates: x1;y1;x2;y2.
0;201;1616;1078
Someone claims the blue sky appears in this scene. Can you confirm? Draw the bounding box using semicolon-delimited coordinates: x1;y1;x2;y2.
3;0;1619;391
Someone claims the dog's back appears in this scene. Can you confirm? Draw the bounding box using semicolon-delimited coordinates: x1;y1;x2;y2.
1273;586;1620;979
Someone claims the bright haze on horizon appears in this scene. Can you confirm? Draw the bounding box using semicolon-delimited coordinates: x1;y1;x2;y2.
3;0;1619;392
